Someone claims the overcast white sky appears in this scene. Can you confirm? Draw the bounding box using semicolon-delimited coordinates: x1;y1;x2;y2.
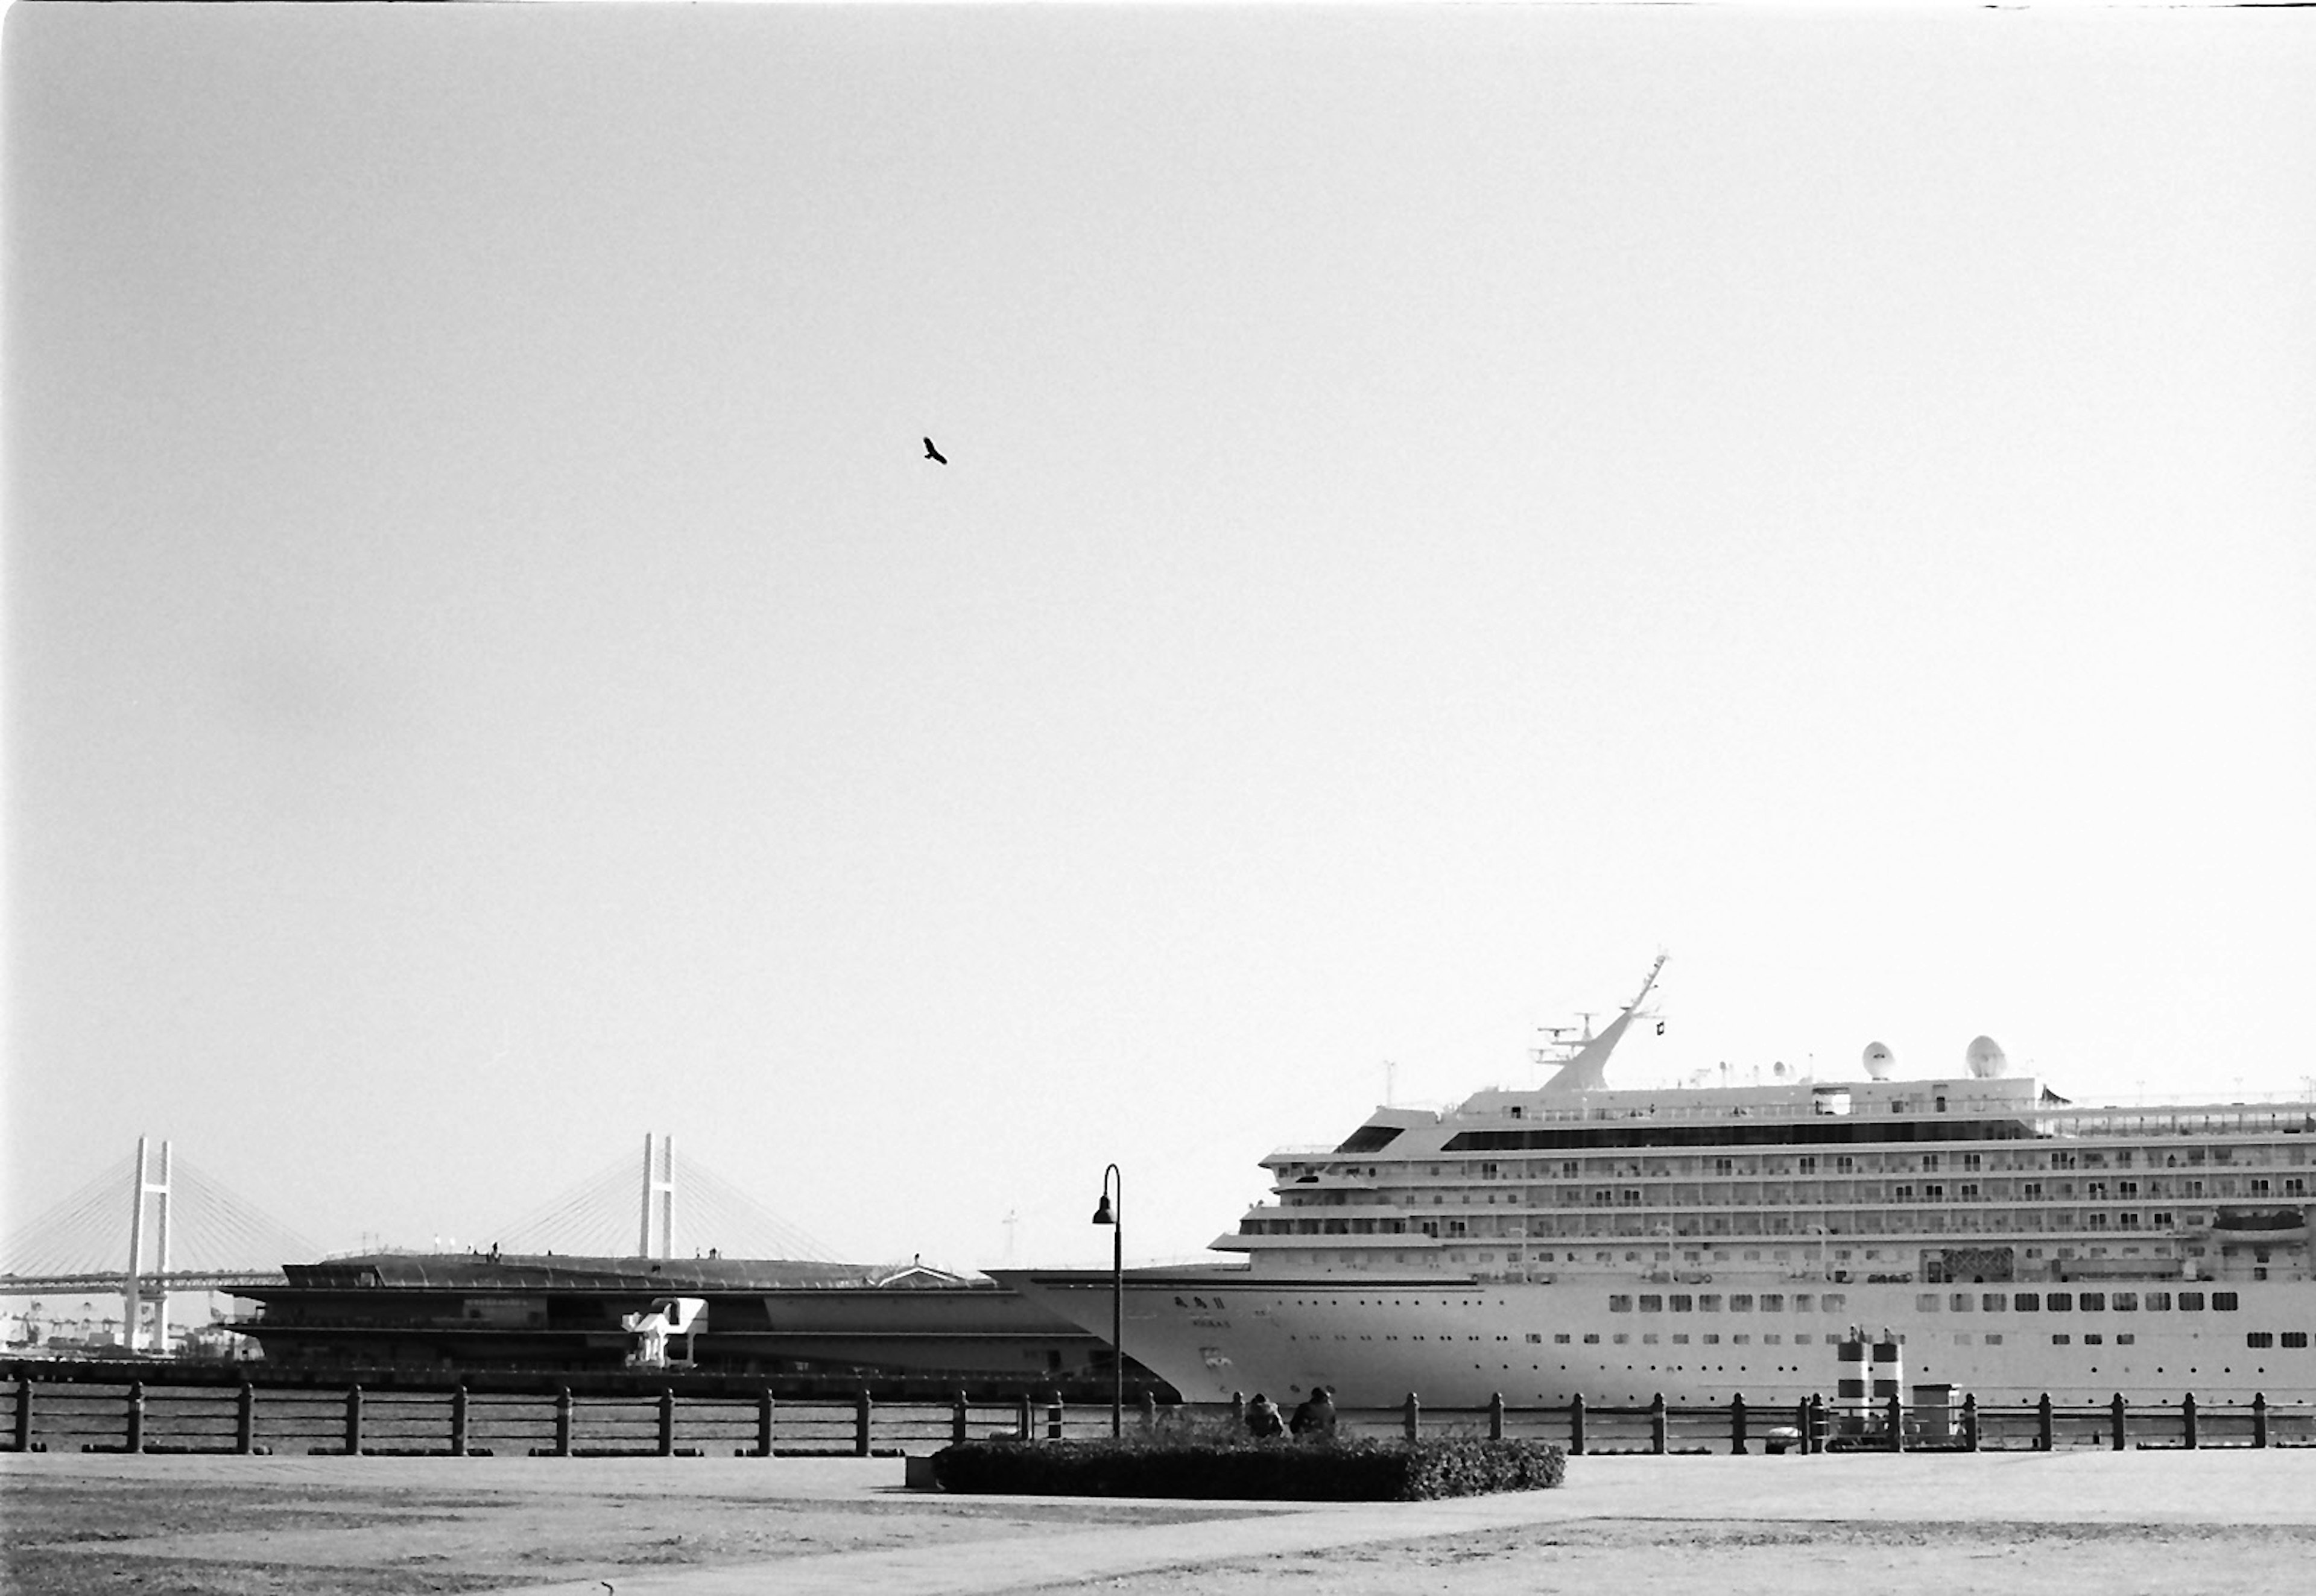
6;5;2312;1280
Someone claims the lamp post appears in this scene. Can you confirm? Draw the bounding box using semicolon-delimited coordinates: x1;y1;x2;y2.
1090;1164;1123;1437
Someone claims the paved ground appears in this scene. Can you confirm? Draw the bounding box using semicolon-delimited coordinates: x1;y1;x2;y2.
8;1449;2316;1595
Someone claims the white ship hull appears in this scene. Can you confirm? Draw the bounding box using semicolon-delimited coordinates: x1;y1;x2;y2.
1005;958;2314;1412
1001;1267;2316;1410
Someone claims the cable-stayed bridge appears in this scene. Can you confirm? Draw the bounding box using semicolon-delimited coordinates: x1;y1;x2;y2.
481;1135;835;1263
4;1135;838;1351
2;1139;317;1297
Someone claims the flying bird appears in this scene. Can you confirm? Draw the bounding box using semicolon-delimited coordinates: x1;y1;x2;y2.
922;437;947;465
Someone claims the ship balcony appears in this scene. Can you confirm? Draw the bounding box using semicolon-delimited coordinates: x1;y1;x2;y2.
1212;1231;1441;1254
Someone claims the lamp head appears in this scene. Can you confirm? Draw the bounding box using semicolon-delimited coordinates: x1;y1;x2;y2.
1090;1193;1116;1226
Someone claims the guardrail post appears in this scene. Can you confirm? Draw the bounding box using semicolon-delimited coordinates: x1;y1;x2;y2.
1489;1393;1505;1442
1569;1393;1586;1456
237;1383;258;1454
1651;1393;1669;1455
1020;1393;1037;1442
756;1390;776;1457
2036;1393;2054;1452
344;1385;363;1457
2253;1393;2269;1449
449;1386;469;1456
15;1379;33;1453
952;1390;969;1447
1961;1393;1978;1452
1043;1393;1062;1442
658;1388;677;1457
1885;1391;1903;1452
1403;1392;1420;1443
1141;1391;1158;1433
1797;1397;1814;1454
2110;1392;2127;1452
1729;1393;1748;1456
857;1390;875;1457
554;1387;574;1457
126;1381;146;1455
2181;1392;2198;1451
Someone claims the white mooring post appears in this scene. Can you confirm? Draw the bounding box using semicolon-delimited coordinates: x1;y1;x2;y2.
124;1138;173;1354
639;1134;675;1258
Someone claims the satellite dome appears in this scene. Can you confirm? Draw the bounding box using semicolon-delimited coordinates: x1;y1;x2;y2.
1965;1036;2008;1079
1862;1042;1894;1080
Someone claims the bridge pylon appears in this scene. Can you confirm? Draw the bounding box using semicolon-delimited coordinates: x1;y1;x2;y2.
639;1133;674;1259
124;1136;172;1352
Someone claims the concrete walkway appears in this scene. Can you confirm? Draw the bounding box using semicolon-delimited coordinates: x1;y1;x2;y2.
15;1447;2316;1596
508;1450;2316;1596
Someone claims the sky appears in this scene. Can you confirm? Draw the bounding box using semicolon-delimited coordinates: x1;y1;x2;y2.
5;5;2313;1285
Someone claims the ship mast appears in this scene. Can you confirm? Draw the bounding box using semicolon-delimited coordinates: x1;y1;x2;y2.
1536;953;1667;1093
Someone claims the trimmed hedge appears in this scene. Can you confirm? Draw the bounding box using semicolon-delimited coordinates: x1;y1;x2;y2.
928;1435;1566;1500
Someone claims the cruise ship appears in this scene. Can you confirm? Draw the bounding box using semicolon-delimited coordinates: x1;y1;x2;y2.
1001;957;2315;1410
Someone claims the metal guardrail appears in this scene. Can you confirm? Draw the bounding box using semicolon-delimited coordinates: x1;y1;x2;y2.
0;1374;1145;1458
7;1370;2313;1459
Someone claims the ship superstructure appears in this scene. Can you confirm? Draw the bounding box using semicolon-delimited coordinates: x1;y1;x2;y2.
1002;958;2315;1410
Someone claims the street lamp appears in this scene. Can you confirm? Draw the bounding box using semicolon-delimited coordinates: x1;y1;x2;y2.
1090;1164;1123;1437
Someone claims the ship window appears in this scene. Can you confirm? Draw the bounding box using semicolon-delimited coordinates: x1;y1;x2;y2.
1698;1294;1722;1311
2247;1333;2274;1349
2180;1292;2206;1311
1949;1293;1973;1313
2078;1293;2105;1311
2113;1293;2137;1312
1639;1295;1663;1313
1793;1294;1813;1312
1981;1293;2007;1312
2116;1333;2134;1345
1760;1295;1784;1313
1525;1333;1542;1343
1703;1333;1720;1345
1821;1293;1846;1313
2145;1292;2172;1311
1984;1333;2004;1345
2051;1334;2071;1345
1729;1295;1754;1313
2084;1333;2104;1346
1555;1333;1572;1343
1731;1334;1750;1345
1609;1295;1633;1313
1672;1333;1691;1345
2283;1332;2308;1349
2213;1292;2240;1311
1669;1294;1694;1312
1582;1333;1601;1344
2046;1293;2073;1312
